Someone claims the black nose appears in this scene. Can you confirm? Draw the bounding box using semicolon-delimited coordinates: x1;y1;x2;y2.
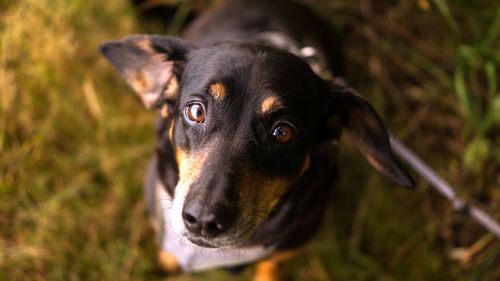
182;200;236;238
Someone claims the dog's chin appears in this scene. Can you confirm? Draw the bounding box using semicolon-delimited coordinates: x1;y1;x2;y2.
184;234;248;249
186;237;219;248
182;226;257;249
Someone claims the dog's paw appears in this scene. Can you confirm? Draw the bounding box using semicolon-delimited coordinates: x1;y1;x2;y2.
158;251;180;274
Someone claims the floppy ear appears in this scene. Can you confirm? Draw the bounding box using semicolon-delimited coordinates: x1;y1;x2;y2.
98;35;193;111
327;82;414;188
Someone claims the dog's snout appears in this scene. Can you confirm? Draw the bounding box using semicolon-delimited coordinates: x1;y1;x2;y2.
182;200;236;238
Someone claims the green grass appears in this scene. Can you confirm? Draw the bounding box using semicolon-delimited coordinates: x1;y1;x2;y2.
1;0;499;280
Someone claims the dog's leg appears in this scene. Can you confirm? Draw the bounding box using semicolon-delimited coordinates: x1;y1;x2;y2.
254;260;280;281
158;251;180;274
253;250;297;281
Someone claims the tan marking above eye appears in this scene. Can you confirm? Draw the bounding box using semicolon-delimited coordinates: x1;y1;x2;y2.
260;95;282;114
209;82;227;101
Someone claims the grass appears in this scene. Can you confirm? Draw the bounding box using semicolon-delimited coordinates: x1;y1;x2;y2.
0;0;499;280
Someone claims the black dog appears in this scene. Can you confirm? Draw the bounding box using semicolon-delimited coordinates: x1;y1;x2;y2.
99;0;413;280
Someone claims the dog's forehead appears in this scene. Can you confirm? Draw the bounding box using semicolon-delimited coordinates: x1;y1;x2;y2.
182;43;321;107
188;42;294;67
188;43;311;78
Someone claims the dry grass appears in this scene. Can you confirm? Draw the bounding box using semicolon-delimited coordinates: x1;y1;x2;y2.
1;0;499;280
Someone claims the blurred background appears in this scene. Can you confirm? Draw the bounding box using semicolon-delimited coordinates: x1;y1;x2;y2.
0;0;499;280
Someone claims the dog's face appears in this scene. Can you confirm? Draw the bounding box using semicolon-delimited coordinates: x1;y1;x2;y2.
169;43;326;247
100;35;413;248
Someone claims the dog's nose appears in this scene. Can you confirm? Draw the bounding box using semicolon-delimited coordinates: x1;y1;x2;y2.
182;200;235;238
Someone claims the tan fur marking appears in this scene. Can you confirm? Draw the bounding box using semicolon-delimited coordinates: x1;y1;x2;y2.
209;82;227;101
300;153;311;176
170;147;211;235
175;148;209;184
127;70;149;94
253;260;280;281
240;170;291;222
168;119;175;140
160;77;178;118
164;75;178;100
158;251;180;273
136;38;169;60
136;38;155;55
253;250;298;281
175;149;185;169
260;96;281;114
161;104;169;118
266;178;290;211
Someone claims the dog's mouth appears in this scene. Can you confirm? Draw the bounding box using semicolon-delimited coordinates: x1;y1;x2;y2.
186;237;218;248
184;226;254;249
180;216;264;249
169;168;289;249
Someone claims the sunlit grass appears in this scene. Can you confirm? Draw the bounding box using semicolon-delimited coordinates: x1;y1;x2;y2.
1;0;499;280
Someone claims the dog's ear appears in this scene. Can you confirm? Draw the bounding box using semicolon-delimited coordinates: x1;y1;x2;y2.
99;35;193;110
326;82;414;188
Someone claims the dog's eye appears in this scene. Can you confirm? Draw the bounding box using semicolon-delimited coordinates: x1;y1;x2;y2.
185;103;206;123
272;123;294;144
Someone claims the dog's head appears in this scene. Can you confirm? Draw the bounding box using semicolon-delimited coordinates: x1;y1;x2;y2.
99;35;413;248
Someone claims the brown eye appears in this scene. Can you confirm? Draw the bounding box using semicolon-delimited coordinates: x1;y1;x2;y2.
272;123;294;144
186;103;206;123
